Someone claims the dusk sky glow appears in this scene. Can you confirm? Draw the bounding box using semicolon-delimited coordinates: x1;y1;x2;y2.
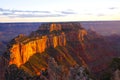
0;0;120;22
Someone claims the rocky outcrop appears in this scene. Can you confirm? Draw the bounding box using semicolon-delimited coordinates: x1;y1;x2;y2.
9;23;87;67
40;57;92;80
8;22;115;80
78;29;87;41
9;36;48;66
50;23;62;32
9;23;68;67
9;35;66;67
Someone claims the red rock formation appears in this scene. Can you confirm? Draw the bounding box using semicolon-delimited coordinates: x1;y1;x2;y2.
9;24;67;67
50;24;62;32
78;29;87;41
8;22;115;80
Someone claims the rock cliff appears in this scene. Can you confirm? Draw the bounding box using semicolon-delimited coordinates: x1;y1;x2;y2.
7;22;116;80
9;23;67;67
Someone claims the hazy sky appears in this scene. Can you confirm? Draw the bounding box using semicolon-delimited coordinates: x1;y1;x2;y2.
0;0;120;22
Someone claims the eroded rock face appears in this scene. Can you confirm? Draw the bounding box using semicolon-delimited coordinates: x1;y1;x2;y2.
9;44;22;67
7;22;116;80
40;57;92;80
9;23;70;67
50;24;62;32
9;35;66;67
9;23;88;67
78;29;87;41
9;36;48;66
53;33;66;48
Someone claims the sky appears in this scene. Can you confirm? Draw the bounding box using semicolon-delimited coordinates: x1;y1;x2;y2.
0;0;120;22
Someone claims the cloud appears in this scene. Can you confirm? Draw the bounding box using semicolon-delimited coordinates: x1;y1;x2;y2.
0;8;69;18
11;10;50;13
2;12;14;15
108;7;118;10
16;14;66;18
56;9;77;14
2;13;66;18
60;11;76;14
0;8;10;11
97;14;105;16
0;8;50;13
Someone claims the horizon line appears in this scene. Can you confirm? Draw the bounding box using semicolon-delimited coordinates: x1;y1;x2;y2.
0;20;120;23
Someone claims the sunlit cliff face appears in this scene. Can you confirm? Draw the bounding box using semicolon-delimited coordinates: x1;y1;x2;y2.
9;23;87;67
9;23;67;67
50;24;62;32
78;29;87;41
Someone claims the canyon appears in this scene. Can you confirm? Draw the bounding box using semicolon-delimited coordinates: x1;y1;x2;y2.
0;22;119;80
9;23;112;72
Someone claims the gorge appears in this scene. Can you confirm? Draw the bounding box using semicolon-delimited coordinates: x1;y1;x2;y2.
0;22;119;80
